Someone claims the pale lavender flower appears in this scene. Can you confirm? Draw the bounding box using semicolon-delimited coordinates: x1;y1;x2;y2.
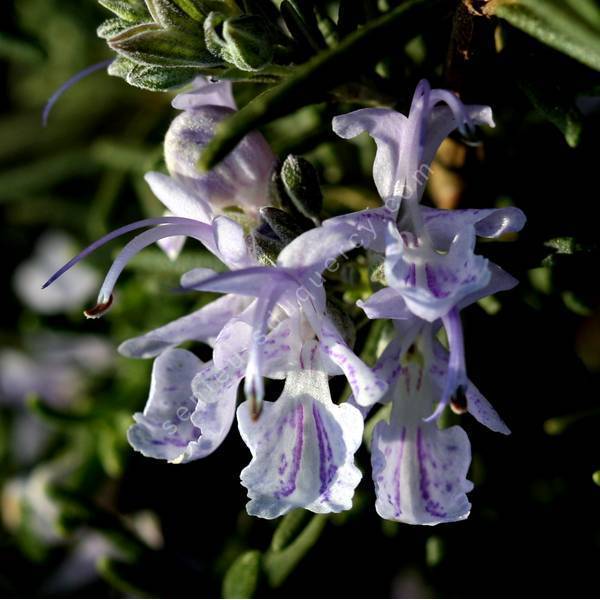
159;76;275;220
332;79;494;206
275;81;526;524
14;231;99;314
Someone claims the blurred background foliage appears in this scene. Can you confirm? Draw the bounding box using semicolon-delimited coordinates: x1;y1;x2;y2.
1;0;600;597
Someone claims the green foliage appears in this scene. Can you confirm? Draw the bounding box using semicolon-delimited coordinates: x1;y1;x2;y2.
1;0;600;597
494;0;600;72
222;550;262;598
280;154;323;222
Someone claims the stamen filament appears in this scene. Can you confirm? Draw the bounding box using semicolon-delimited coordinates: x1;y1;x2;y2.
42;217;210;289
42;59;113;127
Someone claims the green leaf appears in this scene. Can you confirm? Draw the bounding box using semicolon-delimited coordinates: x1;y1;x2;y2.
109;24;219;67
113;60;199;90
172;0;207;20
260;207;305;244
280;0;326;54
97;17;132;40
263;514;327;588
280;154;322;222
495;0;600;71
97;558;151;598
517;75;583;147
222;550;262;599
198;0;449;170
0;32;45;64
224;15;275;70
270;509;311;552
145;0;202;31
99;0;151;21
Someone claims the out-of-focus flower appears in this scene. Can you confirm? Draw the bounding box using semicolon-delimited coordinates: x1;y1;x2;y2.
14;231;98;314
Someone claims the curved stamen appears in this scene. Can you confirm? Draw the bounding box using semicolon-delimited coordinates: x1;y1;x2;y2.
42;59;113;127
428;89;474;137
84;295;114;319
425;306;467;422
42;216;210;289
244;284;282;420
94;222;215;305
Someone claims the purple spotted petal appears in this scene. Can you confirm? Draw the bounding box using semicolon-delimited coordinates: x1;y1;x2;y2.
118;294;250;358
127;349;204;464
312;315;387;407
372;415;472;525
237;371;363;519
385;223;491;322
189;357;244;459
459;262;519;309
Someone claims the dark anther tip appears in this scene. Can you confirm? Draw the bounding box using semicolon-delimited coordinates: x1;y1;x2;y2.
450;385;468;415
84;294;113;319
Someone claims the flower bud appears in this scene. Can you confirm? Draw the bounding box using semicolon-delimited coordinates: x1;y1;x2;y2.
164;105;275;218
280;154;322;223
204;11;274;71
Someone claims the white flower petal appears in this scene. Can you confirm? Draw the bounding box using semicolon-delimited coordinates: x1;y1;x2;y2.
127;349;205;463
237;370;363;519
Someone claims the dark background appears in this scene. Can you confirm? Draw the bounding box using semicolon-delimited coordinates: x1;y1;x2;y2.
1;0;599;597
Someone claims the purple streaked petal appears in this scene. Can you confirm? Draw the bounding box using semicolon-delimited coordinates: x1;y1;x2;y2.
315;316;387;407
385;223;491;322
237;370;363;519
372;415;472;525
118;294;250;358
127;348;205;463
189;358;243;459
465;382;511;435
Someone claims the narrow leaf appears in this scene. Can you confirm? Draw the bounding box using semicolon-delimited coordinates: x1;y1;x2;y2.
222;550;262;599
198;0;449;170
495;0;600;71
263;515;327;588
